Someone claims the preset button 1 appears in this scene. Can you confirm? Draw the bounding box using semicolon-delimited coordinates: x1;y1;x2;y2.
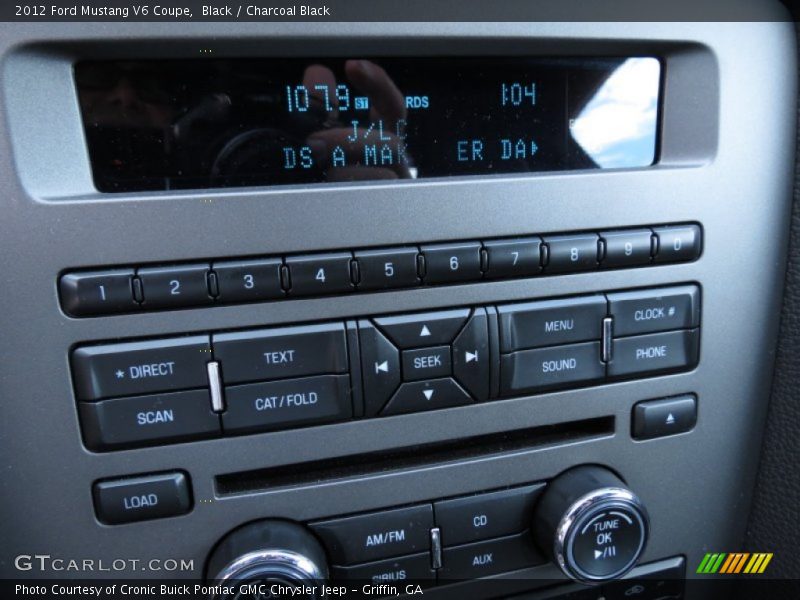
212;322;348;383
72;336;212;401
60;269;138;316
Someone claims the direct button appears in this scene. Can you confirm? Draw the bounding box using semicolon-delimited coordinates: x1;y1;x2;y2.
310;504;434;564
609;329;700;378
80;390;221;451
93;472;192;525
402;346;451;381
439;533;545;580
222;375;351;434
608;285;700;336
72;336;211;401
435;484;544;546
500;342;605;395
381;378;473;416
633;395;698;440
212;322;348;384
498;296;607;352
374;309;470;349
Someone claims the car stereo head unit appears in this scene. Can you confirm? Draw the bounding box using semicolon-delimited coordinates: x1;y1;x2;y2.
75;56;660;192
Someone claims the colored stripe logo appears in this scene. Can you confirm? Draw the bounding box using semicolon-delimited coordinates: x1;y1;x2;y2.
697;553;773;574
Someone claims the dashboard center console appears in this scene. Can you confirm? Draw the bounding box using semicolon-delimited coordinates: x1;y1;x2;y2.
0;12;795;600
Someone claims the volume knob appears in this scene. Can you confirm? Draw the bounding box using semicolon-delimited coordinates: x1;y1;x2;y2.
533;466;649;582
206;520;328;598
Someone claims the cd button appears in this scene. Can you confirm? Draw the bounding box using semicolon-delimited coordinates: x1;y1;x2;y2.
286;252;354;296
452;309;490;401
402;346;452;381
59;269;138;316
381;378;473;416
420;242;482;283
137;264;213;309
355;247;420;291
543;234;600;273
434;484;544;546
358;321;402;416
222;374;351;434
374;309;470;349
212;322;348;384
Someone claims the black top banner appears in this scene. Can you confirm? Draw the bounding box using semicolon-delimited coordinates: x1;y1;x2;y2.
0;0;794;23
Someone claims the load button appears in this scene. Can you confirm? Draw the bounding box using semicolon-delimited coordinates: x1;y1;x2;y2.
93;472;192;525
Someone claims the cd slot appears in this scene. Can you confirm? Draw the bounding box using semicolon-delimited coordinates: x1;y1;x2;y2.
214;416;614;496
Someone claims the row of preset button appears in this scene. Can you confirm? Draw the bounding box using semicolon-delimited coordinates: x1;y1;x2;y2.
72;284;701;451
59;224;702;316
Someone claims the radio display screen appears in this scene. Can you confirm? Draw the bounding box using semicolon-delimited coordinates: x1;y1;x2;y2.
75;57;661;192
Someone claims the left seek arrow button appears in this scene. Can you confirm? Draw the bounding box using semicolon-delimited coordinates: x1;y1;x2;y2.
72;336;212;401
359;320;401;416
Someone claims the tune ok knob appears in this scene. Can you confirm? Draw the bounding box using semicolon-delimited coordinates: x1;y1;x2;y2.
533;466;649;583
206;520;328;599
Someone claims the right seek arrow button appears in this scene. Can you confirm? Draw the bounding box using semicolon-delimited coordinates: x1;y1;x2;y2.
452;309;490;401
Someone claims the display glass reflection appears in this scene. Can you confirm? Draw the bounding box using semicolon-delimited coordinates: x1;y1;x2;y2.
75;57;661;192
